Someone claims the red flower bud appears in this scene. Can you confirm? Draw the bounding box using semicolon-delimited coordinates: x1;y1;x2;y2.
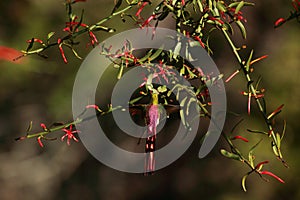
40;123;47;131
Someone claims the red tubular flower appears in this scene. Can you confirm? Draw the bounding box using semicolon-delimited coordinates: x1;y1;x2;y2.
267;104;284;120
26;38;44;44
274;18;286;27
193;35;205;48
232;135;249;142
86;104;99;110
250;55;268;65
225;69;240;83
255;160;269;169
247;92;251;115
57;38;68;64
142;14;156;28
260;171;285;183
37;136;44;148
89;31;98;46
61;125;79;146
40;123;48;131
135;2;148;18
292;0;300;11
207;17;224;25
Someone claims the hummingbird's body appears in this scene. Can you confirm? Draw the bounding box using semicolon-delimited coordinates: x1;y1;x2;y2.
145;93;160;175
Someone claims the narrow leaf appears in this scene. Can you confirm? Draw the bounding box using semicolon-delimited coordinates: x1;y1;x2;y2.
247;129;268;135
47;32;55;40
245;50;254;72
26;121;33;133
242;174;248;192
220;149;241;161
149;47;163;61
236;20;247;39
235;1;244;15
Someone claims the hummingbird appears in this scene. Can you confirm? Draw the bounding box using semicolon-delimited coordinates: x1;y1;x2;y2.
144;92;160;175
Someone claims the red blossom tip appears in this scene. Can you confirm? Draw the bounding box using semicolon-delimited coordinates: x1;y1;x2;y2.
40;123;47;130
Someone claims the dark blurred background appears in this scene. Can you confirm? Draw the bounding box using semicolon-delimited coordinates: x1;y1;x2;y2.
0;0;299;199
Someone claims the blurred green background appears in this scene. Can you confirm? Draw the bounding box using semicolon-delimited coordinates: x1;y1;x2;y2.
0;0;299;199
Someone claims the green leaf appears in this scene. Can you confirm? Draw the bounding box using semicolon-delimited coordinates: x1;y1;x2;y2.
224;22;234;35
216;1;226;12
220;149;241;161
228;2;254;8
47;32;55;40
180;96;188;126
139;49;153;62
235;1;245;15
129;96;144;105
272;141;279;157
186;66;197;79
245;50;254;72
281;120;286;140
180;66;185;76
236;20;247;39
173;42;182;59
248;151;254;168
249;138;263;152
247;129;268;135
242;174;248;192
276;133;281;149
117;65;124;79
186;98;197;116
195;0;203;12
71;48;82;60
149;47;163;61
26;121;33;133
158;85;167;93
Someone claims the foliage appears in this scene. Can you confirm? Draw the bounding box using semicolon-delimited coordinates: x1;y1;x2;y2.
11;0;294;192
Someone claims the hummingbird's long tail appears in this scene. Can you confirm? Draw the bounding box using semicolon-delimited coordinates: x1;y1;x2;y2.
144;135;156;175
